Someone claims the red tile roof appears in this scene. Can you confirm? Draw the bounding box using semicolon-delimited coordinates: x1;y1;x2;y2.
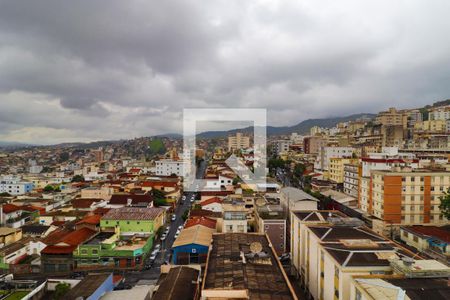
21;205;45;214
50;220;66;227
189;209;222;218
109;194;153;205
200;197;223;207
403;225;450;243
141;181;178;188
102;207;164;221
72;198;103;209
41;245;77;254
92;207;111;216
185;217;217;230
76;214;101;225
2;204;22;214
42;228;72;245
62;227;97;246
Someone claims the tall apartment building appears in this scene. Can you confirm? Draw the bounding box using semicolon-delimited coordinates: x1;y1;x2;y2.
361;169;449;236
274;139;293;155
314;147;355;172
429;105;450;121
329;158;359;184
375;107;408;128
299;219;416;300
155;159;190;177
343;163;359;197
227;132;250;151
303;136;327;154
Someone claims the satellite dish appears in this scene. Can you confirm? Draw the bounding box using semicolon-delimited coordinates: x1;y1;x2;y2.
250;242;263;254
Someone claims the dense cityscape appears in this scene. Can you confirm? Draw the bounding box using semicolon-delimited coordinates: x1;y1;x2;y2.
0;101;449;299
1;1;450;299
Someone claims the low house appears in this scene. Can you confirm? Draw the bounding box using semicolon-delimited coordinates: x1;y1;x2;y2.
40;227;97;275
152;266;200;300
172;225;214;265
0;227;22;246
108;194;154;208
100;207;165;235
64;273;115;300
199;197;223;213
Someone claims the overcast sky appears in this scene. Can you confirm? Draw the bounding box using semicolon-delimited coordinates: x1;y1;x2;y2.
1;0;450;144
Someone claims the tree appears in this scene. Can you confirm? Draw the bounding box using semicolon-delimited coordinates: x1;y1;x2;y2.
0;192;11;197
182;209;190;221
71;175;85;182
43;185;54;192
148;138;166;156
293;163;306;178
154;198;168;207
232;176;241;185
53;282;70;300
438;188;450;220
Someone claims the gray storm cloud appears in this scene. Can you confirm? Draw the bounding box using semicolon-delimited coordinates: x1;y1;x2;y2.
0;0;450;144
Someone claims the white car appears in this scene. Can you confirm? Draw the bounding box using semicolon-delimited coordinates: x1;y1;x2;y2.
149;253;157;261
177;225;183;231
154;244;161;252
171;215;176;221
182;195;186;201
160;234;167;241
174;232;180;239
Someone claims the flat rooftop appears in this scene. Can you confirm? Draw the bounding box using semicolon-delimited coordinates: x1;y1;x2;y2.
85;232;115;245
203;233;296;300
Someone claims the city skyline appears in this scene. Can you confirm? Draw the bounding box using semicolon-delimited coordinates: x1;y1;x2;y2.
1;1;450;144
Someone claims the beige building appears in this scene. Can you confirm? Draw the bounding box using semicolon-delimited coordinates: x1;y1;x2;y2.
0;227;22;247
414;120;447;132
366;170;449;236
222;204;248;233
227;132;250;151
289;210;347;278
80;186;113;200
376;107;408;128
329;158;358;183
299;221;416;300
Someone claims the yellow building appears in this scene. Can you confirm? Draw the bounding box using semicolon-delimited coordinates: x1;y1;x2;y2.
227;133;250;151
329;158;358;183
0;227;22;246
414;120;447;132
375;107;408;128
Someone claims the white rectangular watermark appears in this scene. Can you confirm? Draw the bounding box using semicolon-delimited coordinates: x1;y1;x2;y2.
183;108;267;192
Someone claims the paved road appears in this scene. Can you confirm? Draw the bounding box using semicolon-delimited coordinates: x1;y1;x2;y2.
124;160;208;285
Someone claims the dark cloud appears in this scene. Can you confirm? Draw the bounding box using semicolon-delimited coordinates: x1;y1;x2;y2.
0;0;450;144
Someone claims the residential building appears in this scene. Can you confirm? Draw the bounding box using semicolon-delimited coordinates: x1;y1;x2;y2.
201;233;297;300
343;163;359;198
329;158;358;184
314;147;355;172
222;204;247;233
414;120;448;132
289;210;347;278
155;159;190;177
228;132;250;151
255;205;287;255
429;105;450;121
199;197;223;213
375;107;408;128
366;169;449;236
0;227;22;247
100;207;165;235
303;136;327;154
73;231;153;270
400;225;450;264
64;273;115;300
280;187;319;213
171;225;214;265
0;180;33;196
274;139;293;155
80;186;113;200
152;266;200;300
108;193;154;208
300;220;416;300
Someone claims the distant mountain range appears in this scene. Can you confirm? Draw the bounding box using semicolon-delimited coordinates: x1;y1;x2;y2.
196;113;375;138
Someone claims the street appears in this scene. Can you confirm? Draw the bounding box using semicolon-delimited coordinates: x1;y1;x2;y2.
123;160;208;285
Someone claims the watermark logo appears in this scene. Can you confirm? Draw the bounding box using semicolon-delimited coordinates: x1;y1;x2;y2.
183;108;267;192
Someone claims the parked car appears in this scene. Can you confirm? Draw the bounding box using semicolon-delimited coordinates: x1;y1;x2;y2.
174;232;180;239
164;227;170;234
154;244;161;252
177;225;183;231
160;233;167;241
149;253;157;261
171;214;176;221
